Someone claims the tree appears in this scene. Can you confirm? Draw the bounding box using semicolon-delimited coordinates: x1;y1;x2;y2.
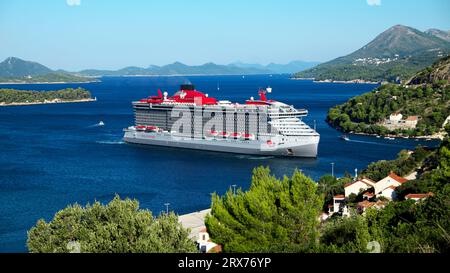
27;195;197;253
319;215;371;253
205;167;323;253
317;175;351;211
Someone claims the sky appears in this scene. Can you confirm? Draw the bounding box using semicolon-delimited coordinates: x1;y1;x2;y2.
0;0;449;71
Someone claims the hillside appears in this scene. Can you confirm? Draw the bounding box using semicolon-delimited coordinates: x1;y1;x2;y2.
0;57;94;83
425;29;450;43
294;25;450;82
0;57;52;77
326;56;450;138
407;55;450;85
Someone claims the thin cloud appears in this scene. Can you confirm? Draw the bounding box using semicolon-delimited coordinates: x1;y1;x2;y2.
67;0;81;6
367;0;381;6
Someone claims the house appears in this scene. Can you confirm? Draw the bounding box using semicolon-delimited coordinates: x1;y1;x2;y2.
374;172;408;196
378;185;397;200
344;178;376;197
331;195;345;214
196;227;221;253
389;112;403;122
357;200;388;214
362;192;375;201
404;116;419;128
405;192;433;202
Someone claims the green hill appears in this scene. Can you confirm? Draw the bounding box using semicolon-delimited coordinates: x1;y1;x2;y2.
407;55;450;85
294;25;450;82
326;56;450;137
0;57;94;83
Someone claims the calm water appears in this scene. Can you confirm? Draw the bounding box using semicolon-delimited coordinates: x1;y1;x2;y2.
0;75;439;252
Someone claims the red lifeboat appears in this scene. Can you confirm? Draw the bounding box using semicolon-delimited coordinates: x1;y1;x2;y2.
145;126;159;132
230;132;241;138
242;133;255;140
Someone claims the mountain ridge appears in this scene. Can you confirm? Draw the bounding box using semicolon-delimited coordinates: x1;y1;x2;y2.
294;25;450;82
0;56;320;79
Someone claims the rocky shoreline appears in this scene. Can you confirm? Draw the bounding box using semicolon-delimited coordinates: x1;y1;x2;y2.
291;77;380;84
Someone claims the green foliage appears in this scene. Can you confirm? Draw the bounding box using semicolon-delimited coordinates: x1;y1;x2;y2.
0;88;92;104
205;167;323;253
326;83;450;137
365;187;450;253
317;175;352;210
361;147;432;181
318;215;371;253
27;195;197;253
0;73;92;84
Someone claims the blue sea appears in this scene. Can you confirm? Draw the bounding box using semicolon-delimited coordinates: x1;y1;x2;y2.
0;75;440;252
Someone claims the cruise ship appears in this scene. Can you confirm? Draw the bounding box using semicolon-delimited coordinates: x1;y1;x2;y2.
123;84;320;157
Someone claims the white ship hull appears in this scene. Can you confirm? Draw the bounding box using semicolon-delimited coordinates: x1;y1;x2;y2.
124;130;319;158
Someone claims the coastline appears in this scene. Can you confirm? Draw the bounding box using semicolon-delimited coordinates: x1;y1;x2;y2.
291;77;380;84
349;131;445;140
0;97;97;107
0;80;100;85
331;124;445;141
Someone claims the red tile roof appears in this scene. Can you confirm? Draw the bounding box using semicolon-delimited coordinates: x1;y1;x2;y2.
382;185;398;192
405;116;419;121
334;195;345;199
344;179;374;188
405;193;433;199
388;172;408;184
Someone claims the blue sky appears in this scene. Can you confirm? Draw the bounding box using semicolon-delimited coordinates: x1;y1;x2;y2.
1;0;449;70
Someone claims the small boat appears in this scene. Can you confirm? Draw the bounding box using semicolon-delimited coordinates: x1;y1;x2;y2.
384;137;395;140
340;135;350;141
98;121;105;126
376;135;381;138
145;126;159;132
135;125;146;131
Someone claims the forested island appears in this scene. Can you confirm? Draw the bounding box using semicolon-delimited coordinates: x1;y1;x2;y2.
326;56;450;138
0;87;95;106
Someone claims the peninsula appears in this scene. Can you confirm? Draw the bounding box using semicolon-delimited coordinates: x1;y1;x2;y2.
0;87;95;106
326;56;450;139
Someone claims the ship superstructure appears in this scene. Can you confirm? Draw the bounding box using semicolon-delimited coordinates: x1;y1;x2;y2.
123;84;319;157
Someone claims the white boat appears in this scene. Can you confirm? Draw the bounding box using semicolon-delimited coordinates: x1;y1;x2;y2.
98;121;105;126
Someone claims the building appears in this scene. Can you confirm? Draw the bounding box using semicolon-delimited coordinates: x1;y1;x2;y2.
357;200;388;214
405;192;433;202
196;227;221;253
344;178;376;197
331;195;346;214
362;192;375;201
404;116;419;129
383;112;420;130
378;186;397;200
374;172;408;197
389;112;403;122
